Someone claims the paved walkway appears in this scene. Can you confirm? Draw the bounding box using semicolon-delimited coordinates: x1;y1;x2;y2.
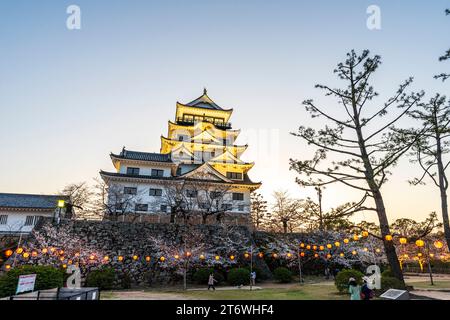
188;286;262;291
411;290;450;300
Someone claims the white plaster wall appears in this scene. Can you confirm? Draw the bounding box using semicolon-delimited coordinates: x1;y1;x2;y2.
0;210;53;233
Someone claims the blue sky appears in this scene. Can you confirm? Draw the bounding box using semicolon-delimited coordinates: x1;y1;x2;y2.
0;0;449;222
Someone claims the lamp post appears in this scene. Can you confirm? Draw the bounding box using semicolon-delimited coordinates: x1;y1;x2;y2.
297;245;303;284
250;244;253;291
56;200;65;225
416;239;434;286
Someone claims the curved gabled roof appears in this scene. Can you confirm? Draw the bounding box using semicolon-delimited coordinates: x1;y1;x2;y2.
179;88;233;112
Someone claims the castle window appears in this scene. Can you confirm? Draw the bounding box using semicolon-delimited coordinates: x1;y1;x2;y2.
238;205;245;211
124;187;137;195
149;188;163;196
160;205;168;212
126;167;140;176
151;169;164;177
186;189;198;198
135;204;148;212
178;135;189;141
210;191;222;199
232;193;244;201
0;215;8;225
227;172;243;180
221;204;232;211
24;215;35;226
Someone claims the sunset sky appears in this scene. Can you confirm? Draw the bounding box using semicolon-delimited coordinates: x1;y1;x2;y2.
1;0;449;224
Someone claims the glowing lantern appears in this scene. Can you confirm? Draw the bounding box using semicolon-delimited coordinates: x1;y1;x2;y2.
118;256;124;262
418;253;423;257
59;250;64;255
362;231;369;238
375;248;381;253
300;243;305;248
415;239;425;247
16;248;23;254
434;241;444;249
339;253;344;257
385;235;393;241
186;252;192;257
244;253;250;259
429;253;435;258
441;255;446;260
200;254;205;260
133;255;138;261
326;254;332;259
31;251;38;257
352;250;357;255
68;260;73;265
160;256;166;262
42;248;48;254
353;234;359;241
23;252;30;259
334;242;340;247
145;256;151;262
312;245;317;250
59;256;64;261
403;254;409;258
230;255;235;261
399;237;407;245
258;253;264;258
319;246;324;251
344;239;349;244
287;253;292;258
327;244;332;249
174;254;180;260
103;256;109;262
306;245;311;250
314;253;319;258
215;255;220;261
50;247;56;253
5;264;11;271
363;248;368;252
62;264;67;269
74;252;80;257
5;249;13;257
272;253;278;258
89;255;95;260
300;252;305;257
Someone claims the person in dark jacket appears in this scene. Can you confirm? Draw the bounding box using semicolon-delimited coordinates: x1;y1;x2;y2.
361;278;373;300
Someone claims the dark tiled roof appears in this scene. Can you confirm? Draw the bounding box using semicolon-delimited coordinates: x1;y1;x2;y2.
111;149;172;163
100;171;261;186
185;89;224;110
0;193;69;209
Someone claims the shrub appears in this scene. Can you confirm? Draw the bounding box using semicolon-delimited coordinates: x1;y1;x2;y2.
381;276;405;291
243;266;267;281
381;268;395;278
0;265;64;298
85;268;116;290
192;268;224;285
273;267;292;283
119;272;132;289
227;268;250;286
334;269;364;293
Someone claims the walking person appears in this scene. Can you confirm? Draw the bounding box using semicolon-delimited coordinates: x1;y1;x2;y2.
361;277;374;300
208;273;218;291
250;271;256;286
348;277;361;300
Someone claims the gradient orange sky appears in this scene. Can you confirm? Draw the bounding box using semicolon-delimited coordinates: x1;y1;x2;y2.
1;1;449;224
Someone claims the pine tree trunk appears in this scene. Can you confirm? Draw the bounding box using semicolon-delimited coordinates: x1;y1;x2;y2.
436;137;450;249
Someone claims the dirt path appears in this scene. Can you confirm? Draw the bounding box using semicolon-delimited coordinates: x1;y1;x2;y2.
102;290;194;300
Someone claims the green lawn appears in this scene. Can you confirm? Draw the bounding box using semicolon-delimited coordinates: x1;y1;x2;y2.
179;286;346;300
407;280;450;290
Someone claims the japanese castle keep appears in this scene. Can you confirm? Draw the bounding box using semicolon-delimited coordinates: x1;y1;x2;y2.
100;90;261;225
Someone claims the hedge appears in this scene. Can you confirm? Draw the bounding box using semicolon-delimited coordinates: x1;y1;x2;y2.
335;269;364;293
227;268;250;286
192;268;224;285
85;268;116;290
273;267;292;283
0;265;64;298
